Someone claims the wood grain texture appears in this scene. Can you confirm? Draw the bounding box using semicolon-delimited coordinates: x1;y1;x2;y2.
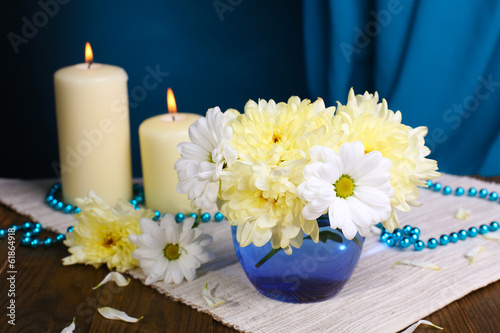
0;206;234;333
0;175;499;333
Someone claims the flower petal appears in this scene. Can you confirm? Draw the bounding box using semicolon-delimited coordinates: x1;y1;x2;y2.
401;320;443;333
394;260;441;271
92;272;130;290
351;151;384;179
202;282;226;308
346;196;376;230
163;218;181;244
98;307;143;323
178;256;197;282
60;318;75;333
177;141;209;160
338;141;356;173
370;225;382;235
454;206;471;220
145;258;169;285
354;186;391;209
465;245;485;265
139;218;161;237
169;260;184;284
483;233;500;241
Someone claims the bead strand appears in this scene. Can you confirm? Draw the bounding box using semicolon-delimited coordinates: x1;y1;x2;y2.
174;211;224;223
45;182;160;220
425;180;500;203
45;182;226;223
0;221;66;248
128;184;161;220
380;221;500;251
126;184;224;223
378;181;500;250
1;183;227;250
45;183;81;214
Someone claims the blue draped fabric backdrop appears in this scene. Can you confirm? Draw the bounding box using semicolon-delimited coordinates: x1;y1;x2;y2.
304;0;500;176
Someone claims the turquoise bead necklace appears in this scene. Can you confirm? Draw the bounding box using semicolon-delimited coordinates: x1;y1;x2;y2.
379;180;500;251
0;183;224;249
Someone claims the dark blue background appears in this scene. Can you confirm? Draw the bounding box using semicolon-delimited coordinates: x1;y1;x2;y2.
2;0;307;178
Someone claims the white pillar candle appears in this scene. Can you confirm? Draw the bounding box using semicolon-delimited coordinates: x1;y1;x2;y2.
53;43;132;206
139;90;200;214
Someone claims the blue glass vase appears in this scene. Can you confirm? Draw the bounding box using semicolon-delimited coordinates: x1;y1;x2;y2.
231;216;365;303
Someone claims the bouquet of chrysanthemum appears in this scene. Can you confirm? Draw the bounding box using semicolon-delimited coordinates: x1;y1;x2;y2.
175;89;440;254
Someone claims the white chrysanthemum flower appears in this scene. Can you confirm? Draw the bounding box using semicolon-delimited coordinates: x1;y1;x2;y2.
175;107;237;211
334;88;440;231
297;142;394;240
129;214;214;285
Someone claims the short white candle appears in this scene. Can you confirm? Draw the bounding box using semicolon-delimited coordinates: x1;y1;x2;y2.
53;43;132;206
139;89;200;214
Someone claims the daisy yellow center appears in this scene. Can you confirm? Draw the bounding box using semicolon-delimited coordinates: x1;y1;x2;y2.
164;244;181;260
102;234;117;248
334;175;355;199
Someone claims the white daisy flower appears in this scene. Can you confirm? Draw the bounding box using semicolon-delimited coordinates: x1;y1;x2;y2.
175;107;237;211
129;214;214;285
297;141;394;240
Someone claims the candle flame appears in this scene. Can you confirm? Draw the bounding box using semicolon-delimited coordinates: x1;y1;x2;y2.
167;88;177;114
85;42;93;63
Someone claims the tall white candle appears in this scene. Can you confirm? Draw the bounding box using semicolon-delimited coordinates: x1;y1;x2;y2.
53;43;132;206
139;89;200;214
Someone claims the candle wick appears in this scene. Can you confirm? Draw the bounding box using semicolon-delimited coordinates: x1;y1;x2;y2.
172;115;175;121
87;61;93;69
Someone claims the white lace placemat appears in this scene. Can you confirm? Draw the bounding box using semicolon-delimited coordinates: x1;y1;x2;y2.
1;174;499;333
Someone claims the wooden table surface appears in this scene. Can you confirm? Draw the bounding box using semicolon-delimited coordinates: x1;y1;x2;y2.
1;176;499;333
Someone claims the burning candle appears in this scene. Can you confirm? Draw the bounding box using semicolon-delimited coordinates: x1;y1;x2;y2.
54;42;132;206
139;88;201;214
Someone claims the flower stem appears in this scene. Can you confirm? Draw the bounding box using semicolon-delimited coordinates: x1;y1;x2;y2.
193;209;202;228
255;248;281;268
254;229;362;268
351;236;363;249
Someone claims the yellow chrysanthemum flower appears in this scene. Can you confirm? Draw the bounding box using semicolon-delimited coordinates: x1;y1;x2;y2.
228;96;340;164
334;88;440;231
62;191;155;272
220;161;310;254
221;97;342;253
